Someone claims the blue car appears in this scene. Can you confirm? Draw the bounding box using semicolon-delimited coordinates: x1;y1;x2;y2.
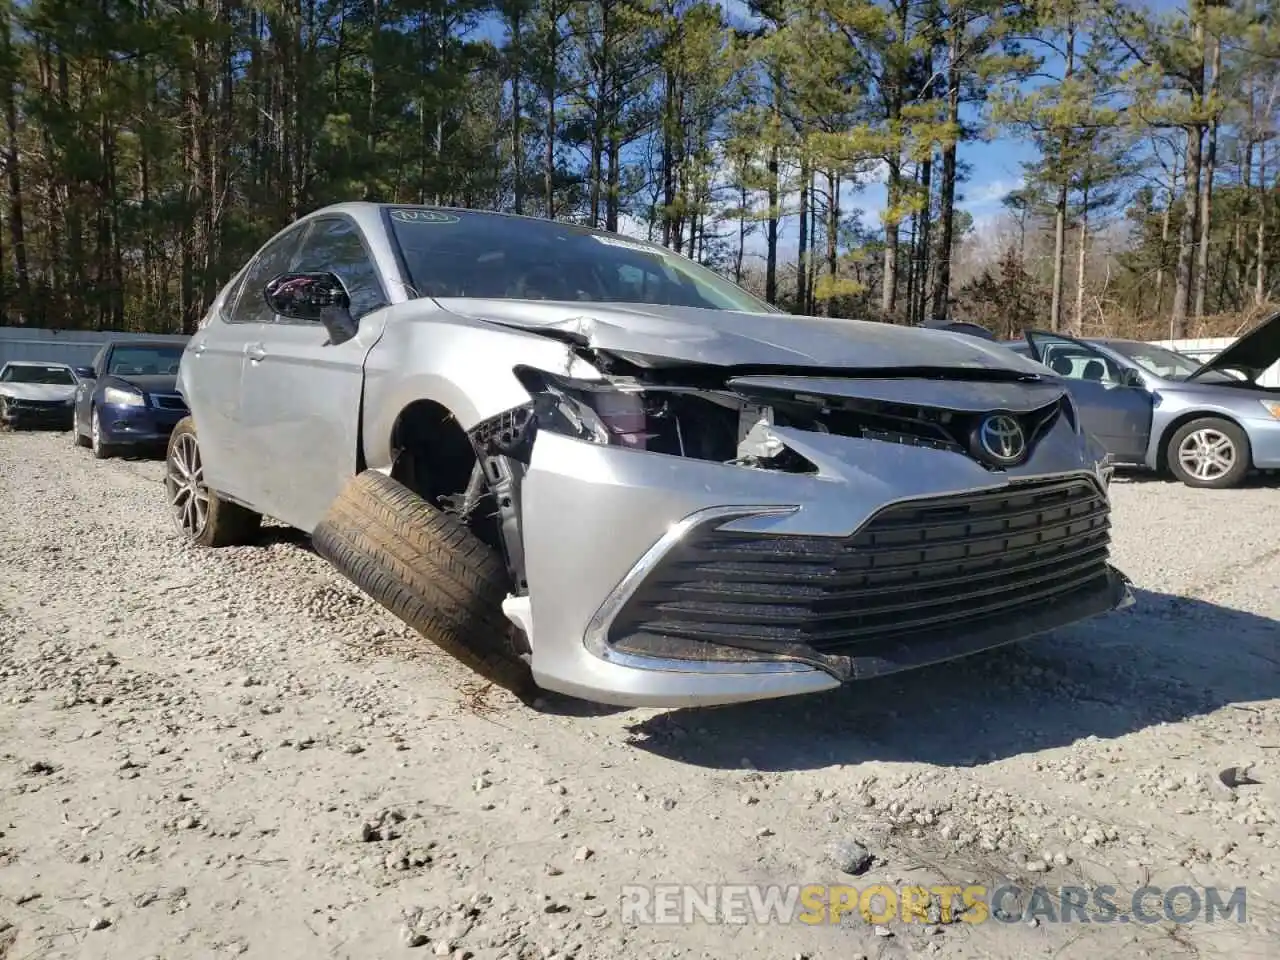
1002;316;1280;488
72;337;191;458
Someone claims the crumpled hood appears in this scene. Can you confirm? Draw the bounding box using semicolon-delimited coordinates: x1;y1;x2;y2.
1188;309;1280;382
0;382;76;402
434;298;1048;376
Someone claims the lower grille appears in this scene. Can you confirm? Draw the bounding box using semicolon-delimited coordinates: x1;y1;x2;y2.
609;477;1112;658
151;393;187;411
6;398;69;410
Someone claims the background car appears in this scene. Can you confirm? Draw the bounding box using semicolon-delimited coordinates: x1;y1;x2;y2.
0;360;79;429
72;336;190;459
1003;319;1280;488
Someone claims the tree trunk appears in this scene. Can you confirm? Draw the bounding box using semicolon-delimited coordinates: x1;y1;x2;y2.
1;8;29;322
797;154;809;313
1154;154;1177;315
734;183;746;285
1048;22;1076;333
510;5;523;215
1171;12;1207;338
929;21;961;323
1257;147;1268;305
913;155;932;323
1193;32;1220;318
765;138;779;304
826;170;839;317
881;0;911;317
1171;124;1203;338
1072;203;1087;336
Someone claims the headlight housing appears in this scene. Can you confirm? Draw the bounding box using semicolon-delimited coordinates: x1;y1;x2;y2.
1258;400;1280;420
103;385;145;407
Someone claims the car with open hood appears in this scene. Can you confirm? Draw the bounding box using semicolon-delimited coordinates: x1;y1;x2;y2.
167;203;1133;707
1003;321;1280;488
0;361;79;429
71;336;191;458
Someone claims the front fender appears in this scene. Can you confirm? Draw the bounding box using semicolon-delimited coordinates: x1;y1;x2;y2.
359;308;596;472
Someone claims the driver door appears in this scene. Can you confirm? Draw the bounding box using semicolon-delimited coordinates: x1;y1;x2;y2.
1024;331;1154;464
236;215;392;533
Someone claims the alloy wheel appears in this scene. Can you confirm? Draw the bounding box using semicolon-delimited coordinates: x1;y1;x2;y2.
91;409;102;455
1177;428;1235;482
166;432;209;538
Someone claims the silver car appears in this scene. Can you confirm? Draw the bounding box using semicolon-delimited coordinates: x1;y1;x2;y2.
169;203;1132;707
0;361;79;429
1007;323;1280;488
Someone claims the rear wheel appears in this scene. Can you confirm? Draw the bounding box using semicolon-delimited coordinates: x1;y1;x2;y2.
1167;417;1251;489
165;416;262;546
312;470;534;697
71;408;89;446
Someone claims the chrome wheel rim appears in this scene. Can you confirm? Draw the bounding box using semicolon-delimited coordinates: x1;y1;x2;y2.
166;432;209;537
1177;428;1235;481
91;409;101;453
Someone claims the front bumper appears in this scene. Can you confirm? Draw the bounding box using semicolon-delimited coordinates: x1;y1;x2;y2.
518;425;1133;708
1;398;74;428
1244;415;1280;469
97;401;187;444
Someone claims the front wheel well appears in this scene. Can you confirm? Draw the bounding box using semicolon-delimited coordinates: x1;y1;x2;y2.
1155;411;1252;472
388;399;477;507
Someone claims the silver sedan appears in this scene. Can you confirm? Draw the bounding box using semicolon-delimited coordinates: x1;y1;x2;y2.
167;203;1132;707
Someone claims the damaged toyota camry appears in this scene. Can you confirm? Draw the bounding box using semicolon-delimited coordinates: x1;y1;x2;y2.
170;203;1133;707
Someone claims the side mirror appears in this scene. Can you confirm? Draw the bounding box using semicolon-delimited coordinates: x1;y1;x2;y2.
264;272;358;344
74;366;95;380
1120;367;1146;389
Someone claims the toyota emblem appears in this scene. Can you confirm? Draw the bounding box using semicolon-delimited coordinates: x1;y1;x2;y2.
978;414;1026;465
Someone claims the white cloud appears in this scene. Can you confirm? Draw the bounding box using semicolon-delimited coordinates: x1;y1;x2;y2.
964;177;1022;210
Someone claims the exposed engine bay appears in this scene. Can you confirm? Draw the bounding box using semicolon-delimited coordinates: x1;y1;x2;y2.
441;344;1074;598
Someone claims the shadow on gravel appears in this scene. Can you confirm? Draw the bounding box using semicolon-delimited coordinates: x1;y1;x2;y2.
623;588;1280;771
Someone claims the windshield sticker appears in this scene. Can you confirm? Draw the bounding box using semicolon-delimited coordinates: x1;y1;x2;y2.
391;209;460;225
592;234;656;255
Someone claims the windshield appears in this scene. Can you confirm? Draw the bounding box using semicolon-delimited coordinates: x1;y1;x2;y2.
384;208;776;313
1104;341;1208;380
106;345;185;376
1;364;75;385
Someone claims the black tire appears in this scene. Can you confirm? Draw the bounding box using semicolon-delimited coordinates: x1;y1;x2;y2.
90;406;118;459
312;470;535;697
165;416;263;546
1166;417;1251;489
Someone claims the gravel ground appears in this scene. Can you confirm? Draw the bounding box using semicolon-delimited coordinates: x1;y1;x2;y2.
2;428;1279;960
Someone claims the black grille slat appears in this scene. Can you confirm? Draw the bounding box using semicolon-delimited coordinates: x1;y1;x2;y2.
641;566;1110;646
666;539;1110;607
609;477;1113;656
656;549;1109;625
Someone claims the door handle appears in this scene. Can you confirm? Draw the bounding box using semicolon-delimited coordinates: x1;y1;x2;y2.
245;343;267;362
191;342;206;356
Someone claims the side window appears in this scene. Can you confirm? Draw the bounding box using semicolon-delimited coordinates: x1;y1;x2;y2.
1036;338;1122;385
290;217;388;320
230;225;306;325
217;268;251;323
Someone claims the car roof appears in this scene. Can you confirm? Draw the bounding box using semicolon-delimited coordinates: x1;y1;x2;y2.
302;201;648;242
4;359;73;367
103;337;189;347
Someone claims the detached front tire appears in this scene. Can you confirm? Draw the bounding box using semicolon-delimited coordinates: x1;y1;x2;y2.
312;470;534;698
1167;417;1251;489
165;416;263;546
